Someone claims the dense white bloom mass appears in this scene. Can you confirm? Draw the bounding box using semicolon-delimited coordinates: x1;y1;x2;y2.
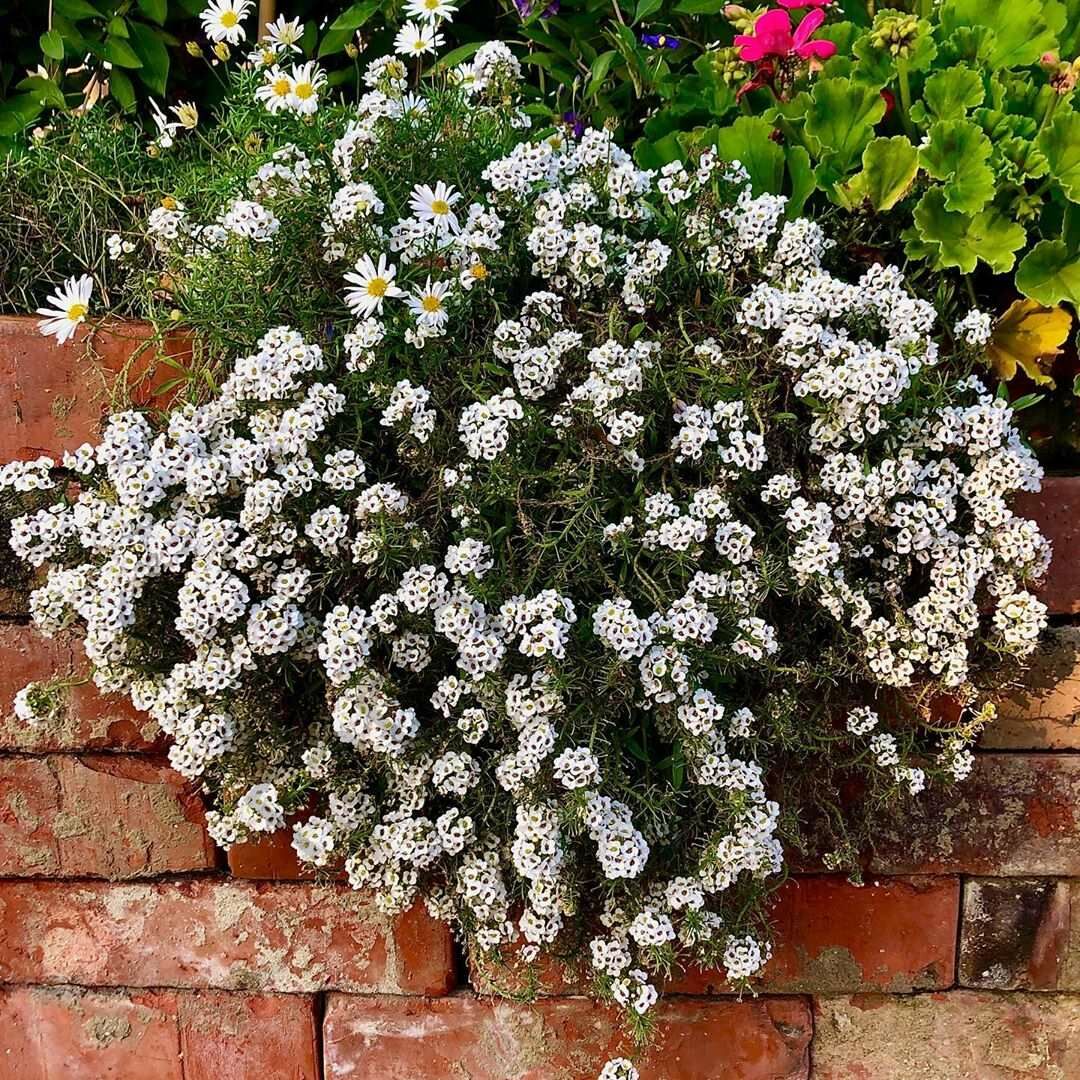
8;34;1051;1080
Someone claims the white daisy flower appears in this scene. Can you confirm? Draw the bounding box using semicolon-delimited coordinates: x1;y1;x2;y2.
199;0;252;45
36;274;93;345
408;181;461;235
394;20;443;58
266;15;304;52
287;62;326;115
344;254;404;316
407;278;453;326
404;0;458;22
255;66;294;113
458;260;489;290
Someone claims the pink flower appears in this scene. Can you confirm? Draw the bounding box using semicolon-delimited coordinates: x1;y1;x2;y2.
734;8;837;63
777;0;831;8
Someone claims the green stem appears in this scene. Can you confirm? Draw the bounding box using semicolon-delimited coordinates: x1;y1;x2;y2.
894;58;915;139
1037;90;1061;136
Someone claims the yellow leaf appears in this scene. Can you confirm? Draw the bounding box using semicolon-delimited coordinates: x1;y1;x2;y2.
985;298;1073;386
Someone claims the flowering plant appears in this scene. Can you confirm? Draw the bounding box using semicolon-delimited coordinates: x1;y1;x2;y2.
3;16;1052;1078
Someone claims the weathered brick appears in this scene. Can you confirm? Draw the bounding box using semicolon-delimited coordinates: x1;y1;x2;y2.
475;876;958;997
0;315;188;462
0;754;214;878
812;991;1080;1078
0;985;318;1080
870;754;1080;876
0;625;161;751
677;875;958;994
1014;476;1080;614
323;993;811;1080
0;879;455;995
983;627;1080;749
960;878;1080;991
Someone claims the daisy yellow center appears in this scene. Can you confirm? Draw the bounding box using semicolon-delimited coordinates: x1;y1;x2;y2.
367;277;389;298
66;303;88;321
273;77;291;96
412;41;426;51
424;0;440;8
221;11;239;27
469;264;488;279
431;199;450;216
421;295;443;312
295;82;314;99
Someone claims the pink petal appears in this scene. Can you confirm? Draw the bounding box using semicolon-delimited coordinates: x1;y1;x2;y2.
797;39;837;59
793;7;825;46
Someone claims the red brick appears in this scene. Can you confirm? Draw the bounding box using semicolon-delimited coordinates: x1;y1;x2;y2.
0;625;161;751
474;876;958;997
323;993;811;1080
812;991;1080;1078
1014;476;1080;614
0;879;455;995
0;315;188;462
869;754;1080;875
226;810;343;881
0;754;214;878
983;627;1080;749
677;875;958;994
0;985;317;1080
960;878;1080;991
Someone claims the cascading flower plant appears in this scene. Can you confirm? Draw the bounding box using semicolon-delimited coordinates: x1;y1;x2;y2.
5;11;1051;1080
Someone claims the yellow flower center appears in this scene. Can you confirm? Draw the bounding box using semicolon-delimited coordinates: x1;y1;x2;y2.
273;77;291;96
66;303;88;322
295;81;314;99
367;277;388;298
431;199;450;216
161;196;178;210
221;11;238;27
421;295;443;313
425;0;440;8
412;40;426;51
469;264;488;279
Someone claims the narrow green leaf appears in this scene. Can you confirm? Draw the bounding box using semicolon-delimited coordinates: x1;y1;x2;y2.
136;0;168;23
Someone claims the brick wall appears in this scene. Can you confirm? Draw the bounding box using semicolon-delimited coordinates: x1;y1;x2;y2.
2;319;1079;1079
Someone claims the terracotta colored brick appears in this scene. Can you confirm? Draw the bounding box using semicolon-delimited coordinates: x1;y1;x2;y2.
0;985;317;1080
0;754;214;878
870;754;1080;876
1014;476;1080;614
678;875;958;994
960;878;1080;991
226;808;342;881
812;991;1080;1079
0;315;188;462
0;879;455;995
983;627;1080;749
476;876;958;998
0;625;161;751
323;993;811;1080
176;991;319;1080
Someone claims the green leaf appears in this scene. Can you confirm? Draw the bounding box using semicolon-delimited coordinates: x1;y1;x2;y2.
918;118;995;213
586;49;618;96
711;116;785;196
53;0;103;18
1041;111;1080;203
912;187;1026;273
39;30;65;60
433;41;484;72
919;64;983;122
632;0;663;23
329;0;381;31
784;144;815;218
1016;239;1080;306
805;77;887;179
107;15;129;37
672;0;727;11
137;0;168;23
860;135;919;211
127;22;169;92
317;27;354;57
938;0;1065;69
103;35;142;68
109;67;136;111
0;94;45;137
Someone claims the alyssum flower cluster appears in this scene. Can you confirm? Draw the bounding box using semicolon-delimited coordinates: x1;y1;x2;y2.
9;21;1049;1079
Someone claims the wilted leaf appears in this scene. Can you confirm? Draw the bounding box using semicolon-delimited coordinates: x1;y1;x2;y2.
985;297;1072;385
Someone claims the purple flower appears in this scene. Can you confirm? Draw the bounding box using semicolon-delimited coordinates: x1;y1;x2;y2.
514;0;560;17
640;32;680;49
563;110;585;138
